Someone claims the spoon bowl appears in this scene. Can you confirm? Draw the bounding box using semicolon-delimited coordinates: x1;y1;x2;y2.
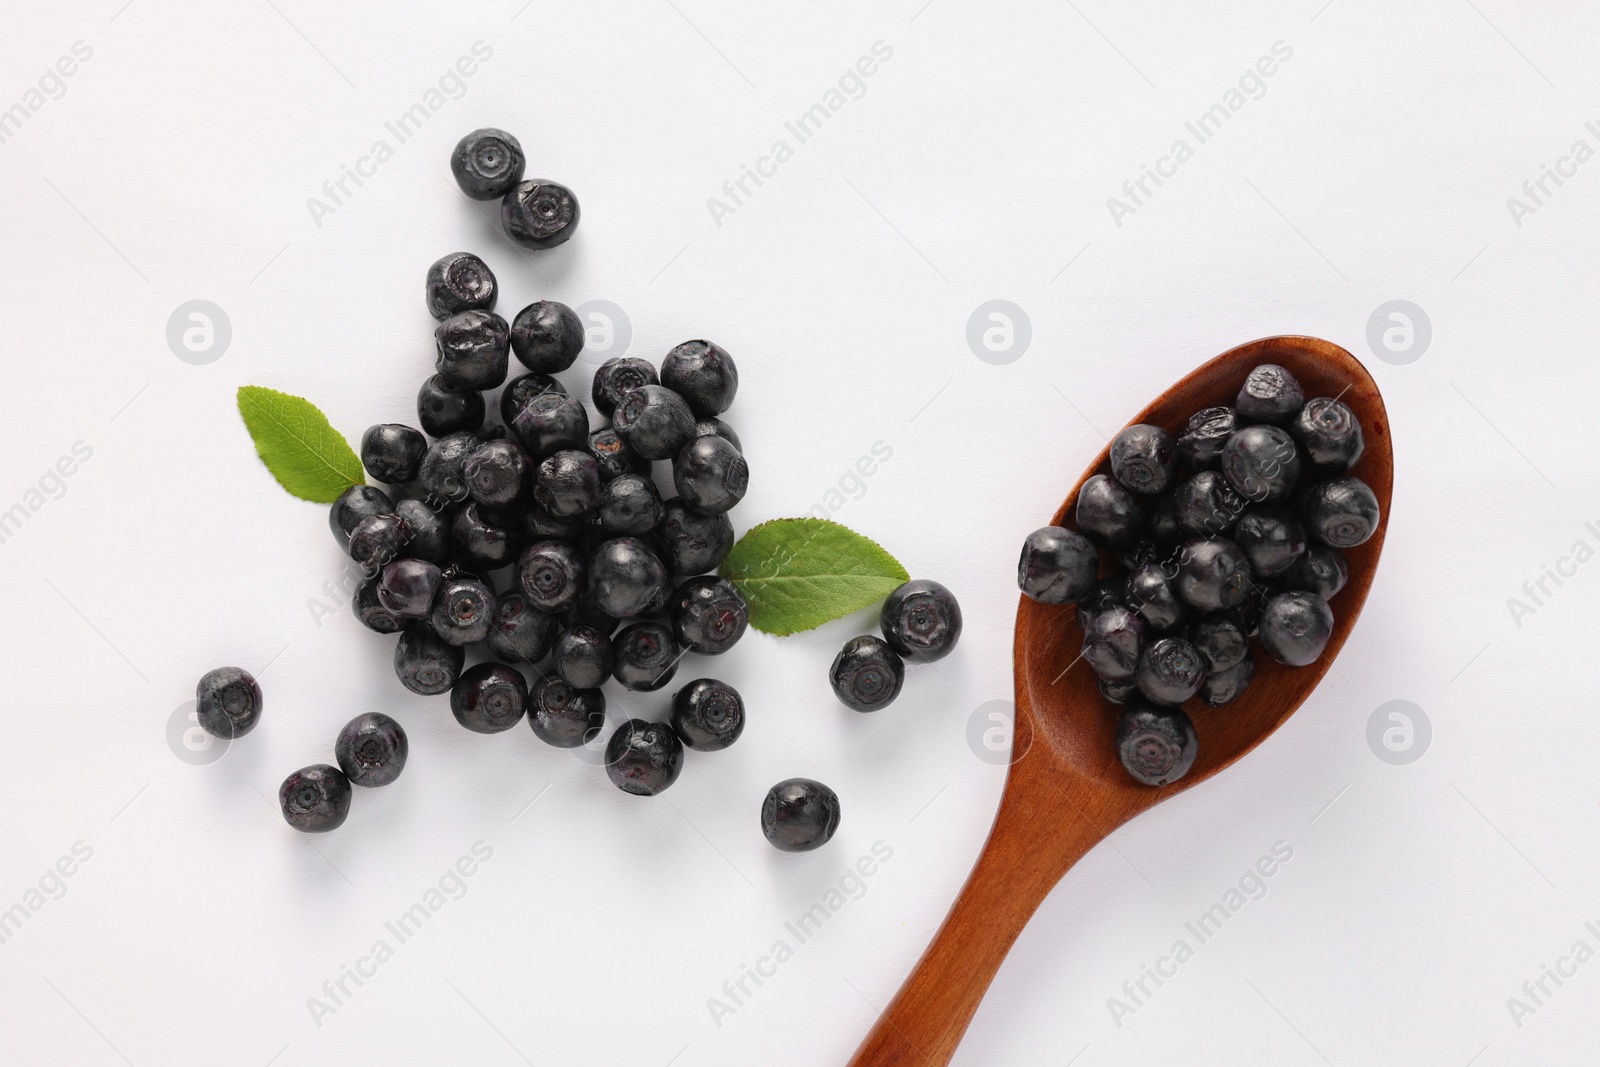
847;335;1392;1066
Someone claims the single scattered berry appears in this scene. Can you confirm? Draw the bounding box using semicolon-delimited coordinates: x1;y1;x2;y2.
425;251;497;319
671;575;749;655
612;621;681;692
529;676;607;748
605;719;684;796
879;579;962;662
502;179;580;249
761;778;840;852
1175;537;1252;612
463;438;531;508
534;450;601;518
1280;544;1349;600
661;340;738;417
1190;614;1248;672
1081;604;1146;681
450;128;525;200
1076;474;1144;547
417;374;485;438
451;663;528;733
434;309;510;391
829;635;904;712
416;431;480;506
1221;424;1302;503
1258;591;1334;667
1292;397;1364;475
1017;525;1098;604
195;666;262;739
511;391;589;459
1176;406;1239;471
1109;423;1178;495
672;436;747;517
378;558;442;619
554;625;613;688
1235;363;1305;425
590;537;668;619
518;540;586;612
587;428;648;483
394;622;465;695
591;357;659;417
354;575;405;634
1301;478;1381;548
1173;471;1244;538
1232;506;1307;578
451;503;521;570
430;573;497;646
1199;655;1255;706
1115;699;1198;786
654;498;734;575
330;484;394;551
510;300;584;373
335;712;408;787
613;384;694;460
671;678;745;751
1135;636;1207;706
348;512;410;570
598;473;664;536
361;424;427;485
1125;563;1186;633
487;591;559;664
279;764;353;832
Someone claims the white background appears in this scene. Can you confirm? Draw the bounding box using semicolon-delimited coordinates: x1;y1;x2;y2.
0;1;1595;1064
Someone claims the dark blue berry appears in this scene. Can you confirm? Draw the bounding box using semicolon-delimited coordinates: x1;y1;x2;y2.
554;625;612;688
430;573;497;646
451;663;528;733
612;621;681;692
1233;506;1306;578
451;503;520;570
534;450;601;518
591;357;659;417
195;667;262;739
1115;699;1198;786
488;591;559;664
417;431;479;506
654;499;734;575
354;575;405;634
1176;406;1238;471
1259;591;1334;666
335;712;408;787
518;540;586;612
1190;614;1248;671
879;579;962;662
661;340;738;418
1017;526;1098;604
418;374;485;438
672;575;749;655
1222;424;1302;503
394;498;450;565
435;309;510;391
598;473;664;536
1076;474;1144;547
1076;579;1127;633
613;384;694;460
511;391;589;460
829;635;904;712
502;179;580;248
1126;563;1186;633
1176;537;1251;612
1099;677;1138;704
1110;423;1178;495
671;679;745;751
378;558;442;619
1236;364;1305;425
1199;655;1255;706
329;484;394;551
514;500;582;543
394;622;464;694
280;765;352;832
587;428;648;483
673;435;748;516
1081;604;1145;681
508;301;583;374
500;372;565;427
605;719;683;796
694;419;741;454
451;128;525;200
1292;397;1364;475
425;252;497;319
590;537;669;619
1135;636;1206;705
1280;544;1349;600
1173;471;1244;538
348;512;409;570
1302;478;1381;548
529;676;606;747
463;439;530;508
361;424;427;484
761;778;840;852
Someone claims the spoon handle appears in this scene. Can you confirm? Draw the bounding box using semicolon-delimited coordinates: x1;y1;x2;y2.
845;787;1104;1066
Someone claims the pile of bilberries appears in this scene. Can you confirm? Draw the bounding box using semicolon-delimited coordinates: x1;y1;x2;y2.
1017;363;1380;788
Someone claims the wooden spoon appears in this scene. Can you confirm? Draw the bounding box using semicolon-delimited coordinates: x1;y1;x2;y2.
846;335;1392;1066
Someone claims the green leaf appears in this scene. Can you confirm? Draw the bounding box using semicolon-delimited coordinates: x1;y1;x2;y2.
720;518;910;636
236;386;364;503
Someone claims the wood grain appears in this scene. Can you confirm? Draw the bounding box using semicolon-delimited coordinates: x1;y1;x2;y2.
846;335;1393;1066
